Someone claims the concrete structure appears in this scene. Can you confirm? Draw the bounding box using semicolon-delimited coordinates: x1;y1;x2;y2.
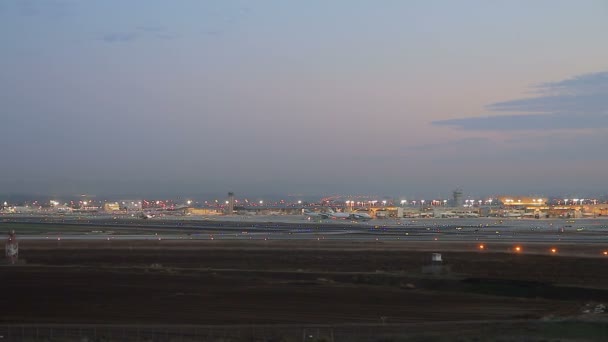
225;192;235;215
433;207;481;218
423;253;450;275
186;208;223;216
368;207;402;218
498;196;548;207
103;202;121;212
453;189;463;207
547;204;608;218
5;230;18;264
432;253;442;262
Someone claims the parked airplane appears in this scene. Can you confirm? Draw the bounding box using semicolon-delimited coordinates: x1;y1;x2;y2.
303;208;372;221
139;212;155;219
303;209;330;219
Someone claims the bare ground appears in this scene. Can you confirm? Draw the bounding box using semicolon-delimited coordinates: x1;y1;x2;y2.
0;240;607;327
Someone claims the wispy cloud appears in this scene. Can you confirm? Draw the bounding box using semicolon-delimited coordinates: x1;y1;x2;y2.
404;130;608;164
433;112;608;131
409;137;491;151
433;71;608;131
101;32;138;43
14;0;74;17
99;26;178;44
532;71;608;96
136;25;165;32
195;6;252;38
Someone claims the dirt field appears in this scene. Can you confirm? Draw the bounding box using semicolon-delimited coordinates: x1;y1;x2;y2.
0;240;607;328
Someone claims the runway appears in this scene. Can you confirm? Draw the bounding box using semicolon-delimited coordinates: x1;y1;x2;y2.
5;215;607;245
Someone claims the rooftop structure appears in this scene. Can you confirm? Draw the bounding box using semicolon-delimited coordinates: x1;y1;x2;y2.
498;196;548;206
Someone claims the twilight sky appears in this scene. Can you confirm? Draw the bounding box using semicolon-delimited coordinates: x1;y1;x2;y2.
1;0;607;198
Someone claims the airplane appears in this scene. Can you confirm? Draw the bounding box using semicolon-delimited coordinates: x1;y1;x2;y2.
349;212;373;221
303;209;331;219
139;212;155;219
303;208;372;221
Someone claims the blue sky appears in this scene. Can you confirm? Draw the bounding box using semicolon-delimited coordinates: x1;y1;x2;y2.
1;0;607;197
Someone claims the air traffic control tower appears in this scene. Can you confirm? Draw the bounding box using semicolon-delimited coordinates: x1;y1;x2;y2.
453;189;463;207
226;192;235;215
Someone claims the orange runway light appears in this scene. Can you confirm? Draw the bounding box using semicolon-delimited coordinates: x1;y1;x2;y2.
514;246;522;252
550;248;557;254
603;251;608;256
479;244;485;250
